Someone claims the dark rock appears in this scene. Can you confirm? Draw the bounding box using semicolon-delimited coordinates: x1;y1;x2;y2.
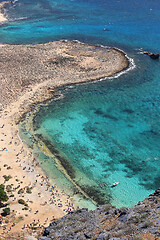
81;208;88;212
43;229;50;236
84;233;91;238
143;52;159;60
118;214;129;222
114;209;120;215
39;188;160;240
118;208;128;217
149;54;159;59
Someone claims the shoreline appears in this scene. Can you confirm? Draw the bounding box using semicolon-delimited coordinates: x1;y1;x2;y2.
0;1;10;23
0;40;132;238
0;12;7;22
0;40;131;110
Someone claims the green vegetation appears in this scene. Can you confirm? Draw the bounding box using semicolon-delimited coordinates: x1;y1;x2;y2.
22;207;29;210
3;175;12;181
2;207;10;216
9;194;14;198
18;199;26;205
18;199;28;207
0;184;8;206
26;186;32;194
6;185;12;192
13;216;24;223
18;188;24;194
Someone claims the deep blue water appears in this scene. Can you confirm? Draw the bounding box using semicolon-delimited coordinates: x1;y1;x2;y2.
1;0;160;51
2;0;160;208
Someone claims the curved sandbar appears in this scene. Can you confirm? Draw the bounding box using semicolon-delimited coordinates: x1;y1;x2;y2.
0;40;131;237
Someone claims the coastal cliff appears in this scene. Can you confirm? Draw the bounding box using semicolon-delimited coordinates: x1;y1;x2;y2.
39;188;160;240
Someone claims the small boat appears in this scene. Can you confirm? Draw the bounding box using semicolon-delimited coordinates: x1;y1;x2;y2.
112;182;119;187
103;28;110;31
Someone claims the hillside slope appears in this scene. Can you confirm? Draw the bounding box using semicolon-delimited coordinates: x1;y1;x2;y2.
39;189;160;240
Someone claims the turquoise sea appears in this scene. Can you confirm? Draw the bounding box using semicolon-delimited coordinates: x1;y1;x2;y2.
1;0;160;208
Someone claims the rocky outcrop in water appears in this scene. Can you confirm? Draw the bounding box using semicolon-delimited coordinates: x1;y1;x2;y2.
39;188;160;240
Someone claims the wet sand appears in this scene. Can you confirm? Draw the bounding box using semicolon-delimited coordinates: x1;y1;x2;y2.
0;40;130;239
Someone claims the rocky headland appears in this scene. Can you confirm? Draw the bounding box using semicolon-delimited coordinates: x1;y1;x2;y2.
0;40;129;110
39;188;160;240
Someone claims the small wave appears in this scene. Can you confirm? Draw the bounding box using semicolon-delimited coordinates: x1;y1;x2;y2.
136;48;145;55
62;39;136;82
14;16;28;20
105;46;136;80
67;86;75;89
53;93;65;101
10;0;19;5
137;52;144;55
9;16;28;21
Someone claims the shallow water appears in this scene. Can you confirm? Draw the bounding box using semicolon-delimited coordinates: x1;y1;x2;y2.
2;0;160;208
20;54;160;208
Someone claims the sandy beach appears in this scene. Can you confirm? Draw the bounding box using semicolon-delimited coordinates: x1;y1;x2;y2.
0;12;7;22
0;1;8;23
0;40;130;239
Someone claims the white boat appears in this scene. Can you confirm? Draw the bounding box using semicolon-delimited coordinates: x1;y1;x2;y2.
112;182;119;187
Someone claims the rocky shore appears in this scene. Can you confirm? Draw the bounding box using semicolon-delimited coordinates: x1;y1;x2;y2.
39;188;160;240
0;40;129;110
